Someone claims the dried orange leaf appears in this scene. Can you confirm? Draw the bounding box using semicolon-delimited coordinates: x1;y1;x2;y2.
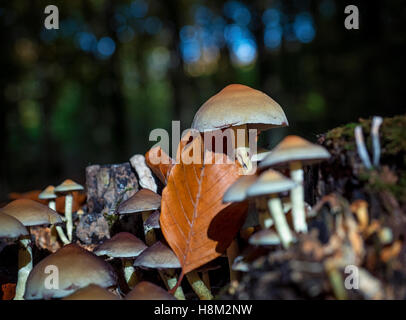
145;146;174;184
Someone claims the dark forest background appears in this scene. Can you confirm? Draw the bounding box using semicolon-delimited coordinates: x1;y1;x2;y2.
0;0;405;202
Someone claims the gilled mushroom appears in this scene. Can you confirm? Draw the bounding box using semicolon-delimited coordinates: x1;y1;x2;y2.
251;147;271;163
132;241;186;300
260;135;330;233
191;84;288;174
144;210;161;235
125;281;176;300
1;199;63;300
39;185;69;245
94;232;147;288
246;170;296;249
63;284;120;300
0;212;30;300
249;228;296;246
24;243;117;299
54;179;84;242
117;188;161;246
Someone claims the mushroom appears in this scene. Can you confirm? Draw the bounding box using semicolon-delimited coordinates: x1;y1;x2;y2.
246;170;296;249
117;188;161;246
0;212;30;300
39;185;69;245
1;199;63;300
132;241;186;300
94;232;147;289
63;284;120;300
125;281;176;300
249;228;297;246
24;243;117;299
54;179;84;242
354;126;372;169
371;116;383;167
191;84;288;174
251;147;271;163
144;210;161;235
260;135;330;233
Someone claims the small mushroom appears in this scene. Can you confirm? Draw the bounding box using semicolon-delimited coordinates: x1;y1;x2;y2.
371;116;383;167
191;84;288;174
39;185;69;245
1;199;63;300
251;147;271;163
117;188;161;246
260;135;330;234
94;232;147;289
247;170;297;249
354;126;372;169
144;210;161;235
24;243;117;299
125;281;176;300
63;284;120;300
133;241;186;300
54;179;84;242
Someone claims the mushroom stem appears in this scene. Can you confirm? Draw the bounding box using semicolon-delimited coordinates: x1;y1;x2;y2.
226;239;240;282
141;212;156;246
158;269;186;300
122;258;140;289
267;195;293;249
371;116;383;167
202;271;211;290
48;200;69;245
233;124;253;174
327;267;347;300
289;161;308;233
256;198;273;229
185;270;213;300
14;237;33;300
64;193;74;242
354;126;372;169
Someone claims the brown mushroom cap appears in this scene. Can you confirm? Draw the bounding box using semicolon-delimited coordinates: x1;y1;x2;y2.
125;281;176;300
1;199;62;227
223;174;257;203
117;188;161;215
144;210;160;231
94;232;147;258
0;212;29;240
38;185;57;200
247;170;296;197
191;84;288;132
62;284;120;300
133;241;180;269
24;243;117;300
260;135;331;169
54;179;84;194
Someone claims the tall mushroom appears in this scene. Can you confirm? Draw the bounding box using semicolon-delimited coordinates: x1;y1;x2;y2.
54;179;84;242
117;188;161;246
246;170;296;249
260;135;330;234
0;199;63;299
191;84;288;174
24;243;117;299
94;232;147;289
39;185;69;245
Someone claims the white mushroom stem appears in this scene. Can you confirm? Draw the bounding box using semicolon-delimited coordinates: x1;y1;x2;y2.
48;200;69;245
371;116;383;167
233;124;254;175
185;270;214;300
158;269;186;300
122;259;140;289
267;195;294;249
226;239;240;282
289;161;308;233
64;193;74;242
354;126;372;169
14;237;33;300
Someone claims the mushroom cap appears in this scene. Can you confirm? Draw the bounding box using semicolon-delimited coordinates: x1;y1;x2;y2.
1;199;62;227
54;179;84;194
246;170;296;197
24;244;117;300
62;284;120;300
38;185;57;200
191;84;288;132
125;281;176;300
133;241;180;269
260;135;331;169
249;229;281;246
117;188;161;215
0;212;29;240
94;232;147;258
144;210;161;232
223;174;257;203
251;147;271;162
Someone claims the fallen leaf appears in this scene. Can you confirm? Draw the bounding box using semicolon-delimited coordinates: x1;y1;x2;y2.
145;146;174;184
160;132;248;280
1;283;16;300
